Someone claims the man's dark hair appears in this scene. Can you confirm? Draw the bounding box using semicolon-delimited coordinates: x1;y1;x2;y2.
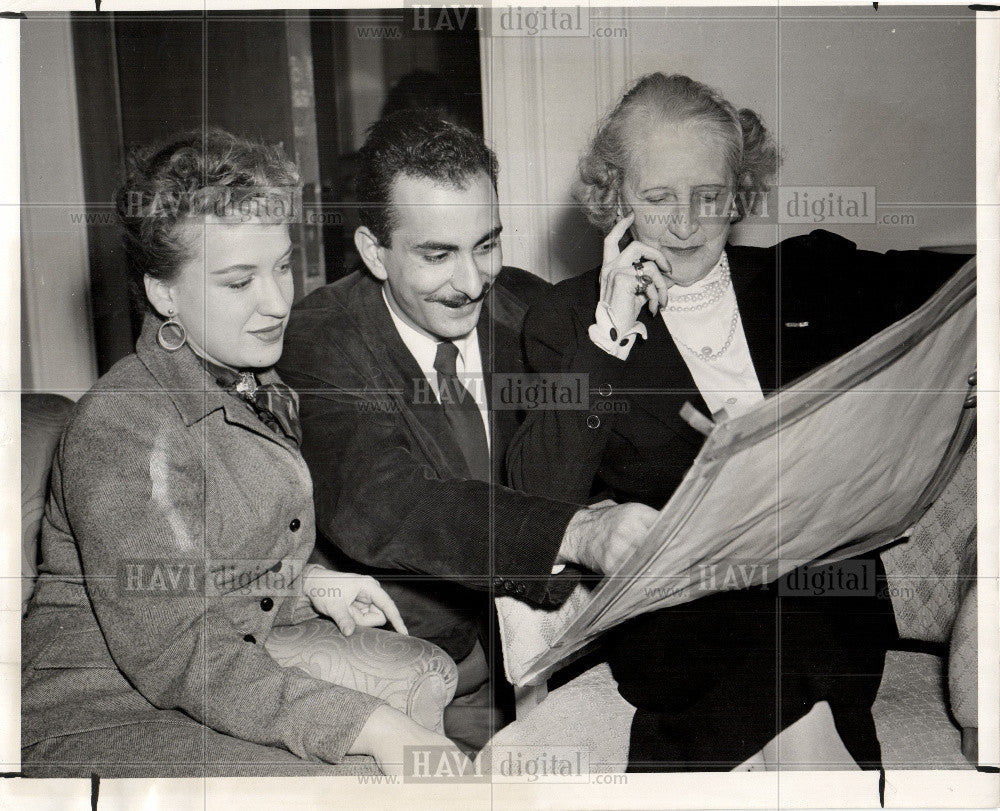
356;110;498;246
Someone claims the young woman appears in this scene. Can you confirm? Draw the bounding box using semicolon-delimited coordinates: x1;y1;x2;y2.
21;129;463;777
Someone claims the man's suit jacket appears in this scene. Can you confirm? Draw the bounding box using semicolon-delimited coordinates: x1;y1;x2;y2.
278;268;581;660
22;315;383;767
507;230;972;508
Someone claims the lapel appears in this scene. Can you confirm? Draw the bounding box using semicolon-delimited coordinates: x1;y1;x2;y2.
135;314;295;452
218;367;302;452
351;274;473;480
478;287;525;481
728;245;779;393
618;300;712;439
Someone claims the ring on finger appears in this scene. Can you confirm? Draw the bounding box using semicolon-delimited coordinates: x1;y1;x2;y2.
633;256;650;294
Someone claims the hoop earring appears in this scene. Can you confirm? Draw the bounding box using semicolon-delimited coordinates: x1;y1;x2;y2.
157;311;187;351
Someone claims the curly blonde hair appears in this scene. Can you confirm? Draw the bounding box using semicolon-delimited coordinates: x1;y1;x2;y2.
576;73;779;232
116;127;300;313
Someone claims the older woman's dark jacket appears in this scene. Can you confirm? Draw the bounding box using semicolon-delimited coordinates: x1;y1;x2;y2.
505;229;972;770
21;316;384;774
508;229;971;507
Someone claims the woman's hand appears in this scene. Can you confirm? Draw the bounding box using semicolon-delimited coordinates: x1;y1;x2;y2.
600;212;673;331
304;566;408;636
348;704;470;776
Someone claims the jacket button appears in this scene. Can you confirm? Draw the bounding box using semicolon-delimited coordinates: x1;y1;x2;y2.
243;634;257;644
270;561;282;573
599;383;612;397
514;582;527;596
586;415;601;429
260;597;274;612
289;518;301;532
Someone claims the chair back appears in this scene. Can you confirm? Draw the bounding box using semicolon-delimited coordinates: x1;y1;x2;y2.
880;437;977;642
21;393;75;615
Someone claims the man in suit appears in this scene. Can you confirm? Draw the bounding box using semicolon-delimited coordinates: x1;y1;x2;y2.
277;111;657;751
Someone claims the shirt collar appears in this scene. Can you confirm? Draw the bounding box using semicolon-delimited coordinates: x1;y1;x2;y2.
381;287;480;379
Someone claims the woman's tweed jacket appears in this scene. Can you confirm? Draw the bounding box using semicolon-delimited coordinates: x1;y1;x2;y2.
22;315;384;768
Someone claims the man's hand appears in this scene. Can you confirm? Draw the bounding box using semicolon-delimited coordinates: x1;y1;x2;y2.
304;566;408;636
348;704;470;776
557;500;659;575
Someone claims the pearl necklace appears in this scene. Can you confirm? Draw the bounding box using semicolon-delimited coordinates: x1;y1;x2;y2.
665;254;731;313
671;303;741;362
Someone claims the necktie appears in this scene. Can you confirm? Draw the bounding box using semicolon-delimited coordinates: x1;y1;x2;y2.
433;340;490;481
201;358;303;447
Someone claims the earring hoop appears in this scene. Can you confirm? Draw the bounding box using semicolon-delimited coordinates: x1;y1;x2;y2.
157;312;187;351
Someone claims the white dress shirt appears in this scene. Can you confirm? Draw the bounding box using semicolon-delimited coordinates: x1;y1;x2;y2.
382;289;491;449
589;251;764;421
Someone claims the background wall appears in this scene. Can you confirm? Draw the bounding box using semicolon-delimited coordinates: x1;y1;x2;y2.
20;17;98;398
483;5;976;282
19;6;978;393
20;10;481;385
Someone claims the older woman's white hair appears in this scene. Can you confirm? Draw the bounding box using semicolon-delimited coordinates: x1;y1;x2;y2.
576;73;779;231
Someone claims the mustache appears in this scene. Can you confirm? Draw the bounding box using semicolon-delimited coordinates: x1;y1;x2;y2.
430;281;493;308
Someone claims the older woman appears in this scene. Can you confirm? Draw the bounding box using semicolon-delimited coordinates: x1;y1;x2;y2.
507;74;969;771
21;129;463;777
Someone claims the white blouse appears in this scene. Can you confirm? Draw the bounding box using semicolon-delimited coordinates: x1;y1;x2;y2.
589;251;764;421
